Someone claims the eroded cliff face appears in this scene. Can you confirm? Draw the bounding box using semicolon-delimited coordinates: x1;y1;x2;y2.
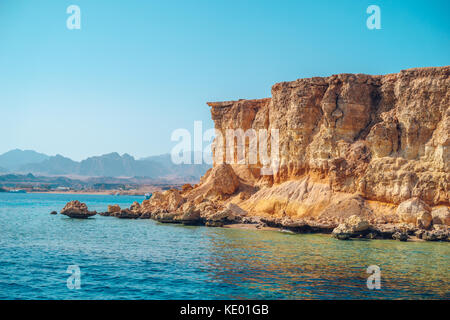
141;66;449;233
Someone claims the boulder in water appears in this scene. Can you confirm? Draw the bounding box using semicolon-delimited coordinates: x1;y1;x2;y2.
60;201;96;219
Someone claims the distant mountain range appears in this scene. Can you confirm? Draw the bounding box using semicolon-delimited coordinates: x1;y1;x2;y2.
0;149;211;182
0;149;50;171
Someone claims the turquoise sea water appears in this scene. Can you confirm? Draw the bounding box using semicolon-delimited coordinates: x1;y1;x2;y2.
0;193;448;300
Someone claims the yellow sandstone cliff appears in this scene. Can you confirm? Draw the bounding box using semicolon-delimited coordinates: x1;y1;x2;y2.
139;66;449;239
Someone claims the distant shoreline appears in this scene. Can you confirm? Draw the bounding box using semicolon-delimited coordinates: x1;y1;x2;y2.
28;191;146;196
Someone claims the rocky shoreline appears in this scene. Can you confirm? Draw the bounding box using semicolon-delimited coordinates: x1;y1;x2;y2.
55;198;449;242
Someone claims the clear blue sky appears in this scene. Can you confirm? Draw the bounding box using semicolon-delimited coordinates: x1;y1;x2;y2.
0;0;448;161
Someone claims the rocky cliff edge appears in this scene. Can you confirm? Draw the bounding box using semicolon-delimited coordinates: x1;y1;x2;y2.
113;66;450;240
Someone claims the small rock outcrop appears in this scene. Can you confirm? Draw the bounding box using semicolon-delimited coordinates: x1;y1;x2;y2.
141;189;185;216
174;202;201;225
99;204;121;216
60;201;96;219
108;205;121;214
130;201;141;212
332;215;371;240
103;202;143;219
115;208;140;219
417;225;449;241
392;231;409;242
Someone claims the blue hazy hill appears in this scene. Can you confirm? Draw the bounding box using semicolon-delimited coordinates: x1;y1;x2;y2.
0;149;50;171
1;150;211;180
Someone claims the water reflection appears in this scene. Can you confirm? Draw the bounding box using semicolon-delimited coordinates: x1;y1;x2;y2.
0;193;448;300
201;228;450;299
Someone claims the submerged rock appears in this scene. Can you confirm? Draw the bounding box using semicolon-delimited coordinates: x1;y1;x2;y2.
60;201;96;219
